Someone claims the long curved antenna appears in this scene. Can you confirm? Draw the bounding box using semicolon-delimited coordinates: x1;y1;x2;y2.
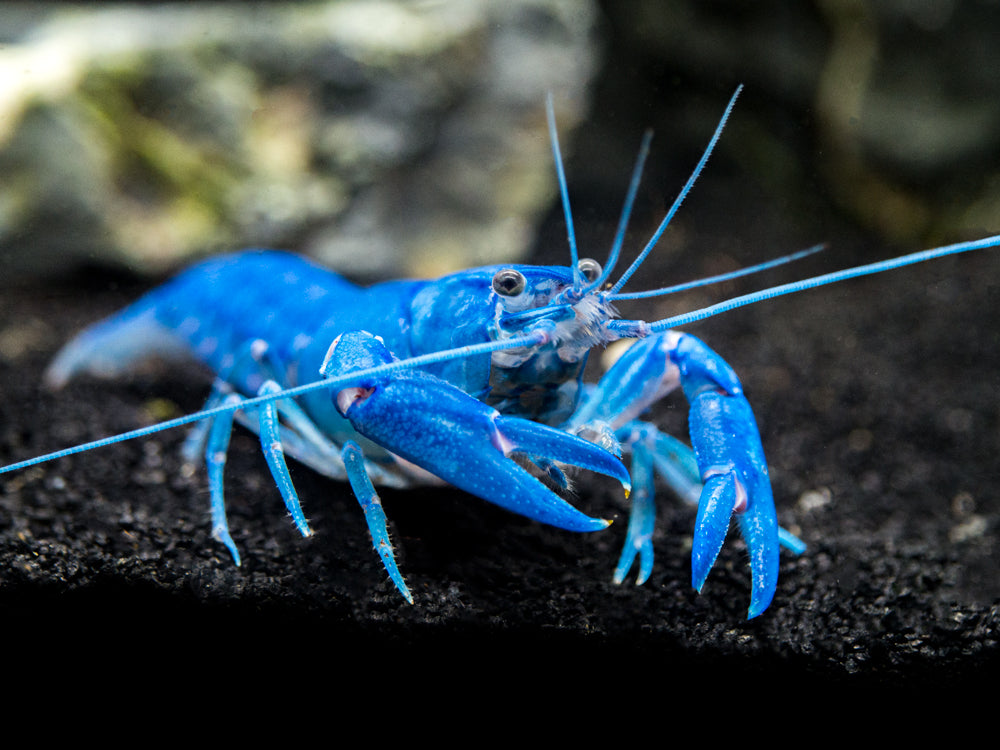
546;92;581;289
0;330;547;476
606;234;1000;337
609;85;743;295
609;243;826;301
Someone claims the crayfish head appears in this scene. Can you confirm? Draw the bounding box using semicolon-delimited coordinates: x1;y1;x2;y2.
490;259;619;365
485;261;619;424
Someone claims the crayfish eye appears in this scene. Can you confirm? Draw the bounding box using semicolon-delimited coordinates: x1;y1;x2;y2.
492;268;526;297
577;258;602;283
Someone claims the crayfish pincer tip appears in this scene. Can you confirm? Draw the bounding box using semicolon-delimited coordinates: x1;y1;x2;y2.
747;598;770;620
579;517;613;532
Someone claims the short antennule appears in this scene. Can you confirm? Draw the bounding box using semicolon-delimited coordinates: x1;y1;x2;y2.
578;128;654;296
610;84;743;295
546;92;581;289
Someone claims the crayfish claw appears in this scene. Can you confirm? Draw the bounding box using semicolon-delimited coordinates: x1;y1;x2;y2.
688;467;780;619
737;490;781;620
493;415;631;497
686;387;781;618
331;331;623;534
679;337;782;619
691;471;740;594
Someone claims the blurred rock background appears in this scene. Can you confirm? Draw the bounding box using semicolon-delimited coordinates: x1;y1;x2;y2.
0;0;599;281
1;1;997;286
581;0;1000;253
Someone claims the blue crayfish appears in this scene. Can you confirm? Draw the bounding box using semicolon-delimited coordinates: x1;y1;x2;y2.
3;87;999;619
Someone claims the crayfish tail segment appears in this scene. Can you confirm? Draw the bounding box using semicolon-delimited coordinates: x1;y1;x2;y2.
44;305;190;390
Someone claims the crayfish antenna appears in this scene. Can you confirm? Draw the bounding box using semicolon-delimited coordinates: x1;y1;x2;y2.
546;92;582;289
639;233;1000;334
0;331;550;477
